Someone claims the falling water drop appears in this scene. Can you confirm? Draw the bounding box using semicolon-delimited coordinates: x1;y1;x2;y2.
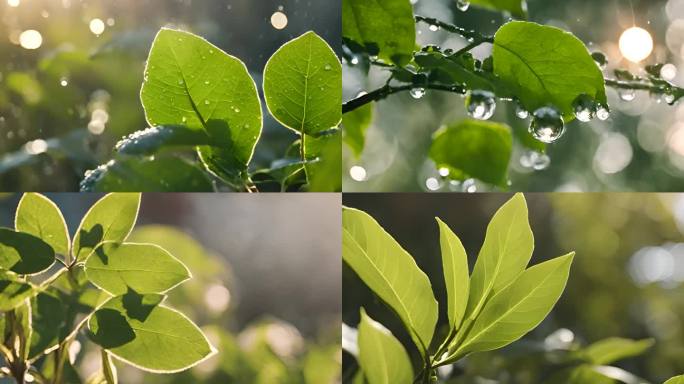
466;90;496;120
456;0;470;11
572;94;595;122
410;87;426;99
529;107;565;143
618;89;636;102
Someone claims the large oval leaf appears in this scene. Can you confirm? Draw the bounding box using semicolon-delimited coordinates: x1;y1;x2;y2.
342;207;437;356
141;28;262;180
305;130;342;192
465;193;533;320
343;0;415;66
436;218;469;331
666;375;684;384
15;193;70;257
85;243;190;295
73;193;140;262
264;31;341;136
88;292;216;373
342;102;373;158
429;119;512;187
493;21;606;119
358;308;413;384
580;338;654;365
29;290;66;358
454;253;574;357
0;229;55;275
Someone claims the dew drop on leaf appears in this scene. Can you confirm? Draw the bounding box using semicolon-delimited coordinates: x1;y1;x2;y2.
410;87;426;99
456;0;470;11
591;51;608;69
324;64;332;71
530;107;565;143
572;94;596;122
466;90;496;120
204;100;210;105
619;89;636;102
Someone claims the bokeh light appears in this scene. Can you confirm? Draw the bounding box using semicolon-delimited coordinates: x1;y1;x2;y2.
619;26;654;62
18;29;42;50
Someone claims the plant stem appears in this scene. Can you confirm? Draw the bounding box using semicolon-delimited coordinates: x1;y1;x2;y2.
343;83;466;113
415;15;494;43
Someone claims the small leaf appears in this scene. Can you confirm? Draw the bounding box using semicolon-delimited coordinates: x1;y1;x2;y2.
453;253;574;357
343;0;416;65
436;218;469;331
141;28;262;181
343;207;438;356
264;31;342;136
342;102;373;158
88;292;216;373
72;193;141;262
81;156;213;192
85;243;190;295
580;338;655;365
466;193;533;320
429;119;512;187
0;229;55;275
29;290;67;358
665;375;684;384
492;21;607;119
114;126;210;156
543;366;615;384
305;130;342;192
0;272;35;311
357;308;413;384
15;193;70;257
469;0;528;19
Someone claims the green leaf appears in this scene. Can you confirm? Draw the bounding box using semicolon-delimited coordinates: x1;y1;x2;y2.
0;229;55;275
88;292;216;373
81;156;213;192
0;272;35;311
343;0;416;66
140;28;262;180
453;253;574;357
29;290;66;358
469;0;527;19
465;193;533;320
436;218;469;331
305;130;342;192
85;243;190;295
429;119;512;187
72;193;141;262
342;102;373;158
342;207;438;355
581;338;655;365
102;350;119;384
665;375;684;384
264;31;341;137
544;366;615;384
114;126;210;155
492;21;607;119
357;308;413;384
15;193;70;257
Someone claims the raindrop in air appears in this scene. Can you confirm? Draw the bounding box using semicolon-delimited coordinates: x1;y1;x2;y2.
520;150;551;171
596;105;610;121
572;94;595;122
591;51;608;69
410;87;426;99
618;89;636;102
529;107;564;143
466;90;496;120
456;0;470;11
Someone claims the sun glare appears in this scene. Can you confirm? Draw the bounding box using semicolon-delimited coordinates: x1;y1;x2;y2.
619;26;653;62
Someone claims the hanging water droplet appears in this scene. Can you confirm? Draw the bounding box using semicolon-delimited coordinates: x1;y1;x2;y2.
618;89;636;102
596;105;610;120
456;0;470;11
429;24;439;32
591;51;608;69
438;167;450;177
529;107;565;143
572;94;596;122
462;178;477;193
665;92;676;105
520;150;551;171
515;103;529;119
410;87;426;99
466;90;496;120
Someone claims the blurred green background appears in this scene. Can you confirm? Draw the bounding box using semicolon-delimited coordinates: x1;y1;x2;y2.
0;193;341;383
343;0;684;192
0;0;340;191
343;193;684;383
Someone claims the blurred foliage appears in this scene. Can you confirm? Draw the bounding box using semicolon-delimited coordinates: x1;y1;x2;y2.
0;0;340;191
343;193;684;383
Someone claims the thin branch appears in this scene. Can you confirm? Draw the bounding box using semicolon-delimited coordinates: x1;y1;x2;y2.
343;83;466;114
415;15;494;43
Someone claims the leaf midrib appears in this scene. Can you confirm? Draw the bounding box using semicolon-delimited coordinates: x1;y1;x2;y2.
494;41;553;101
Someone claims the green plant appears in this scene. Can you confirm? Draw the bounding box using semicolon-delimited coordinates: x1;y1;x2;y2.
666;375;684;384
0;193;215;383
341;0;683;189
342;193;575;383
81;29;341;193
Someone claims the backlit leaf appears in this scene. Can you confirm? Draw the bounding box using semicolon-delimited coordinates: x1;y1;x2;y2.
436;218;469;331
469;0;527;19
581;338;655;365
15;193;70;257
0;229;55;275
357;308;413;384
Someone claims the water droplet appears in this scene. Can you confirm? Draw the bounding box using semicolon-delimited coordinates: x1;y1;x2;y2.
234;107;240;113
665;92;676;105
456;0;470;11
425;177;443;191
515;103;529;119
596;105;610;120
410;87;426;99
349;166;367;181
438;167;450;177
429;25;439;32
209;49;214;54
466;90;496;120
204;80;210;85
462;178;477;193
177;79;184;85
324;64;332;71
182;116;187;123
59;77;68;87
619;89;636;102
572;94;595;122
591;51;608;69
520;150;551;171
204;100;210;105
529;107;565;143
